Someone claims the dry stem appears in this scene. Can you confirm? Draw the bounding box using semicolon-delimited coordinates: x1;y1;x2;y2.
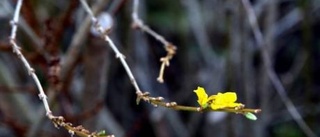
131;0;177;83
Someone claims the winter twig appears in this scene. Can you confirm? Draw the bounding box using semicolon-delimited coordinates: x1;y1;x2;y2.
9;0;52;118
131;0;177;83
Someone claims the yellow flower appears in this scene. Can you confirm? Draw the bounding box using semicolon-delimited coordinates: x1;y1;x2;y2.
193;87;209;108
194;87;243;110
210;92;243;110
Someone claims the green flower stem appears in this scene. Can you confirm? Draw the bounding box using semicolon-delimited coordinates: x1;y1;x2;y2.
151;100;200;111
144;96;261;114
214;108;261;114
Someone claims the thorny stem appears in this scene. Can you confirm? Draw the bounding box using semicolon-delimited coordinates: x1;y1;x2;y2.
80;0;260;117
132;0;177;83
241;0;315;136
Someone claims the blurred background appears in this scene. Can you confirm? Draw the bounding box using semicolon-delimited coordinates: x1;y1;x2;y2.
0;0;320;137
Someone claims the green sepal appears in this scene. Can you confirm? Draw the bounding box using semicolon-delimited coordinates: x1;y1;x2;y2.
244;112;257;121
201;103;208;109
97;130;106;136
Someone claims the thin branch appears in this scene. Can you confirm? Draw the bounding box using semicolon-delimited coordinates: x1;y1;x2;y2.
9;0;111;137
80;0;260;117
9;0;52;117
131;0;177;83
5;0;46;57
241;0;316;136
80;0;141;93
137;92;261;114
9;0;23;40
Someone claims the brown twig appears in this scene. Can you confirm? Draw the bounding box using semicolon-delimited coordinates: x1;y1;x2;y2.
49;115;114;137
131;0;177;83
157;44;177;83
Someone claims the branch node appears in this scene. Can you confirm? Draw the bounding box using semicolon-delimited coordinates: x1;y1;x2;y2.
68;130;75;137
136;91;149;104
46;111;53;117
10;20;18;26
196;107;202;112
28;68;35;75
170;102;177;107
254;109;262;113
116;53;125;59
38;93;47;101
131;22;140;29
157;77;164;83
156;97;164;101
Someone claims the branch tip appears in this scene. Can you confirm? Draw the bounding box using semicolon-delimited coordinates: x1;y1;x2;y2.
196;107;202;112
254;109;262;113
157;77;164;83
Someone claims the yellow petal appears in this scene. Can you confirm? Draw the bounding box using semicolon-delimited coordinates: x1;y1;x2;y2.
211;104;223;110
208;95;216;102
222;92;237;102
194;87;208;107
210;92;242;110
226;102;243;108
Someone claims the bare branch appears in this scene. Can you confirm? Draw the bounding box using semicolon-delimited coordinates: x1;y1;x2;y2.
9;0;52;117
131;0;177;83
241;0;316;136
80;0;142;95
